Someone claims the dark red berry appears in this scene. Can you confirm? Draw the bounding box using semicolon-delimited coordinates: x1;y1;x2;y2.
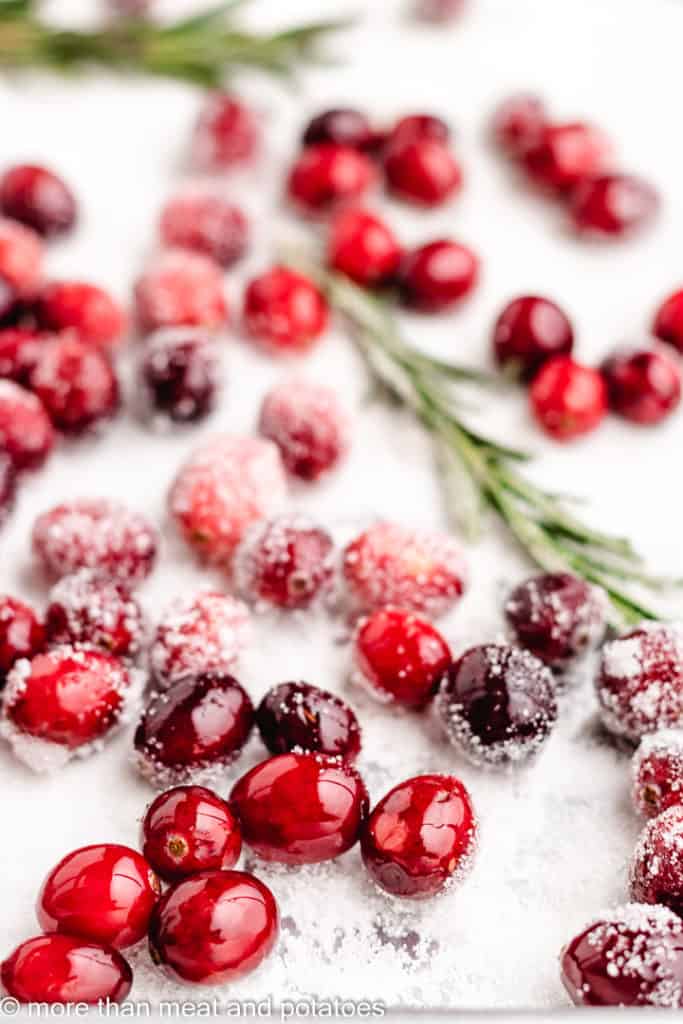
45;570;146;659
30;334;120;435
570;173;659;238
0;217;43;295
0;327;45;385
632;731;683;818
0;164;77;238
302;108;375;151
258;376;350;481
0;595;44;685
522;122;611;194
398;239;479;312
384;139;462;206
142;785;241;882
0;379;54;470
134;250;228;334
493;295;574;381
0;276;17;321
243;266;328;354
601;348;681;425
139;328;220;425
234;516;335;611
36;281;125;349
256;681;361;761
653;289;683;354
287;144;374;216
630;805;683;916
0;453;16;528
530;356;607;441
327;208;402;288
1;935;132;1005
491;93;547;156
192;93;259;171
160;193;249;269
387;114;451;148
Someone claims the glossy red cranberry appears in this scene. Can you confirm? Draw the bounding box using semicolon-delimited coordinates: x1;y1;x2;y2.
630;805;683;916
243;267;328;354
491;93;547;156
530;356;607;441
361;774;477;899
561;904;683;1008
45;570;146;659
632;731;683;818
570;174;659;238
149;870;278;984
302;108;375;151
415;0;465;21
0;595;44;685
327;208;402;288
1;934;132;1005
256;681;361;761
192;92;259;171
160;193;249;269
493;295;574;381
353;606;451;709
36;281;125;349
601;348;681;425
387;114;451;148
135;250;227;334
139;328;220;425
0;327;44;385
151;592;250;689
384;139;462;206
522;122;611;193
437;644;558;767
0;453;16;528
37;844;160;949
0;165;77;238
134;672;254;787
29;335;120;435
287;144;374;216
142;785;241;882
653;289;683;354
0;379;54;470
258;376;350;481
504;572;607;671
230;752;369;864
234;516;335;610
398;239;479;312
0;217;43;295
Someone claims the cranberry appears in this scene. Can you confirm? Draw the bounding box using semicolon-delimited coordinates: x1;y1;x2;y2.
398;239;479;312
388;114;451;149
327;208;402;288
234;516;335;611
169;435;287;566
302;108;375;151
353;606;451;709
570;173;659;238
361;774;477;899
492;295;574;381
148;870;278;984
0;165;77;238
601;348;681;425
597;624;683;743
192;92;259;171
32;498;157;586
384;139;462;206
343;521;467;618
256;681;361;761
0;935;132;1005
530;356;607;441
653;289;683;354
36;281;126;349
142;785;241;882
0;327;44;385
504;572;607;671
134;250;227;334
230;752;369;864
522;122;611;194
29;335;120;435
37;844;160;949
0;379;54;470
0;217;43;295
139;327;220;425
414;0;465;21
632;730;683;818
437;644;558;767
491;93;547;156
159;193;249;269
630;805;683;916
0;454;16;528
134;672;254;788
150;591;251;689
561;904;683;1008
0;595;44;685
258;376;350;481
243;267;328;354
108;0;153;13
45;570;146;659
287;144;374;216
0;276;17;321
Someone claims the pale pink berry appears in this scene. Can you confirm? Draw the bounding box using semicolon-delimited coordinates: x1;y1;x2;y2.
258;377;350;482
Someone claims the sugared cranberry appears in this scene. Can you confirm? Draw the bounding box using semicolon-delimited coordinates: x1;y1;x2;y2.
570;173;659;238
159;193;248;269
361;774;477;899
384;139;462;206
0;454;16;528
302;108;375;151
522;122;611;194
327;208;402;288
630;805;683;916
192;92;259;170
169;435;287;567
243;267;328;355
414;0;465;22
32;498;158;586
138;328;220;425
0;327;44;385
343;521;467;618
256;681;361;761
353;606;451;709
491;93;547;156
150;591;251;689
398;239;479;312
148;870;278;984
0;217;43;295
0;595;44;686
134;250;227;334
230;752;369;864
36;281;125;349
134;672;254;788
597;624;683;743
601;348;681;425
234;516;335;611
632;730;683;818
560;904;683;1008
45;570;146;660
0;379;54;470
1;935;132;1005
493;295;574;381
142;785;241;882
0;165;77;238
37;844;160;949
387;114;451;148
504;572;607;671
258;376;350;481
653;289;683;355
530;356;607;441
437;643;558;767
29;335;120;435
287;144;374;216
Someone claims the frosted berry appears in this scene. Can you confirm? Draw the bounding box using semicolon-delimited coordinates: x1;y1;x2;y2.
243;267;328;355
361;774;477;899
142;785;241;882
570;174;659;238
352;606;451;709
0;454;16;528
258;376;350;481
530;356;607;441
0;217;43;295
601;348;681;425
388;114;450;148
0;379;54;470
159;193;248;269
0;595;44;685
230;752;369;864
630;805;683;916
192;92;259;171
0;327;44;385
0;935;132;1005
302;108;375;151
36;281;125;349
134;250;227;334
491;93;547;156
522;122;611;194
328;208;402;288
0;164;77;238
415;0;465;21
437;643;558;767
493;295;574;381
138;327;220;425
287;143;374;215
256;681;361;761
384;139;462;206
632;730;683;818
30;335;120;435
654;289;683;355
398;239;479;312
45;570;146;659
234;516;335;610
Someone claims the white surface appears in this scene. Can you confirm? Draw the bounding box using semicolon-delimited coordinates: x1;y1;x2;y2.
2;0;683;1011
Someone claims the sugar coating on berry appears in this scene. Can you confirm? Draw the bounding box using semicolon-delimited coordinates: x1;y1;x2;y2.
0;217;43;294
139;327;221;427
192;92;259;171
630;805;683;916
0;378;55;471
46;570;147;660
134;250;228;334
258;377;350;481
632;730;683;818
159;193;249;269
29;334;120;435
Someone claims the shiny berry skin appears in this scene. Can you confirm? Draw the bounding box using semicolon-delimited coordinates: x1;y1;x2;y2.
243;267;328;354
327;208;402;288
0;164;77;238
160;193;248;269
653;289;683;354
258;376;350;481
29;335;120;435
361;774;477;899
343;521;467;618
36;281;125;349
601;348;681;425
134;673;254;788
0;595;44;685
192;93;259;171
491;93;547;156
45;570;146;659
302;108;375;151
0;327;44;385
630;805;683;916
398;239;479;312
504;572;607;671
0;379;54;470
0;934;133;1005
142;785;241;882
570;173;659;238
522;122;611;194
560;904;683;1008
256;681;361;761
234;516;335;611
230;752;369;865
388;114;450;148
287;144;374;216
148;870;278;985
37;844;160;949
0;453;16;528
138;328;220;425
353;607;451;709
384;139;462;206
32;498;158;586
135;250;227;334
530;356;607;441
437;644;558;768
632;731;683;818
597;624;683;743
492;295;574;381
0;217;43;295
